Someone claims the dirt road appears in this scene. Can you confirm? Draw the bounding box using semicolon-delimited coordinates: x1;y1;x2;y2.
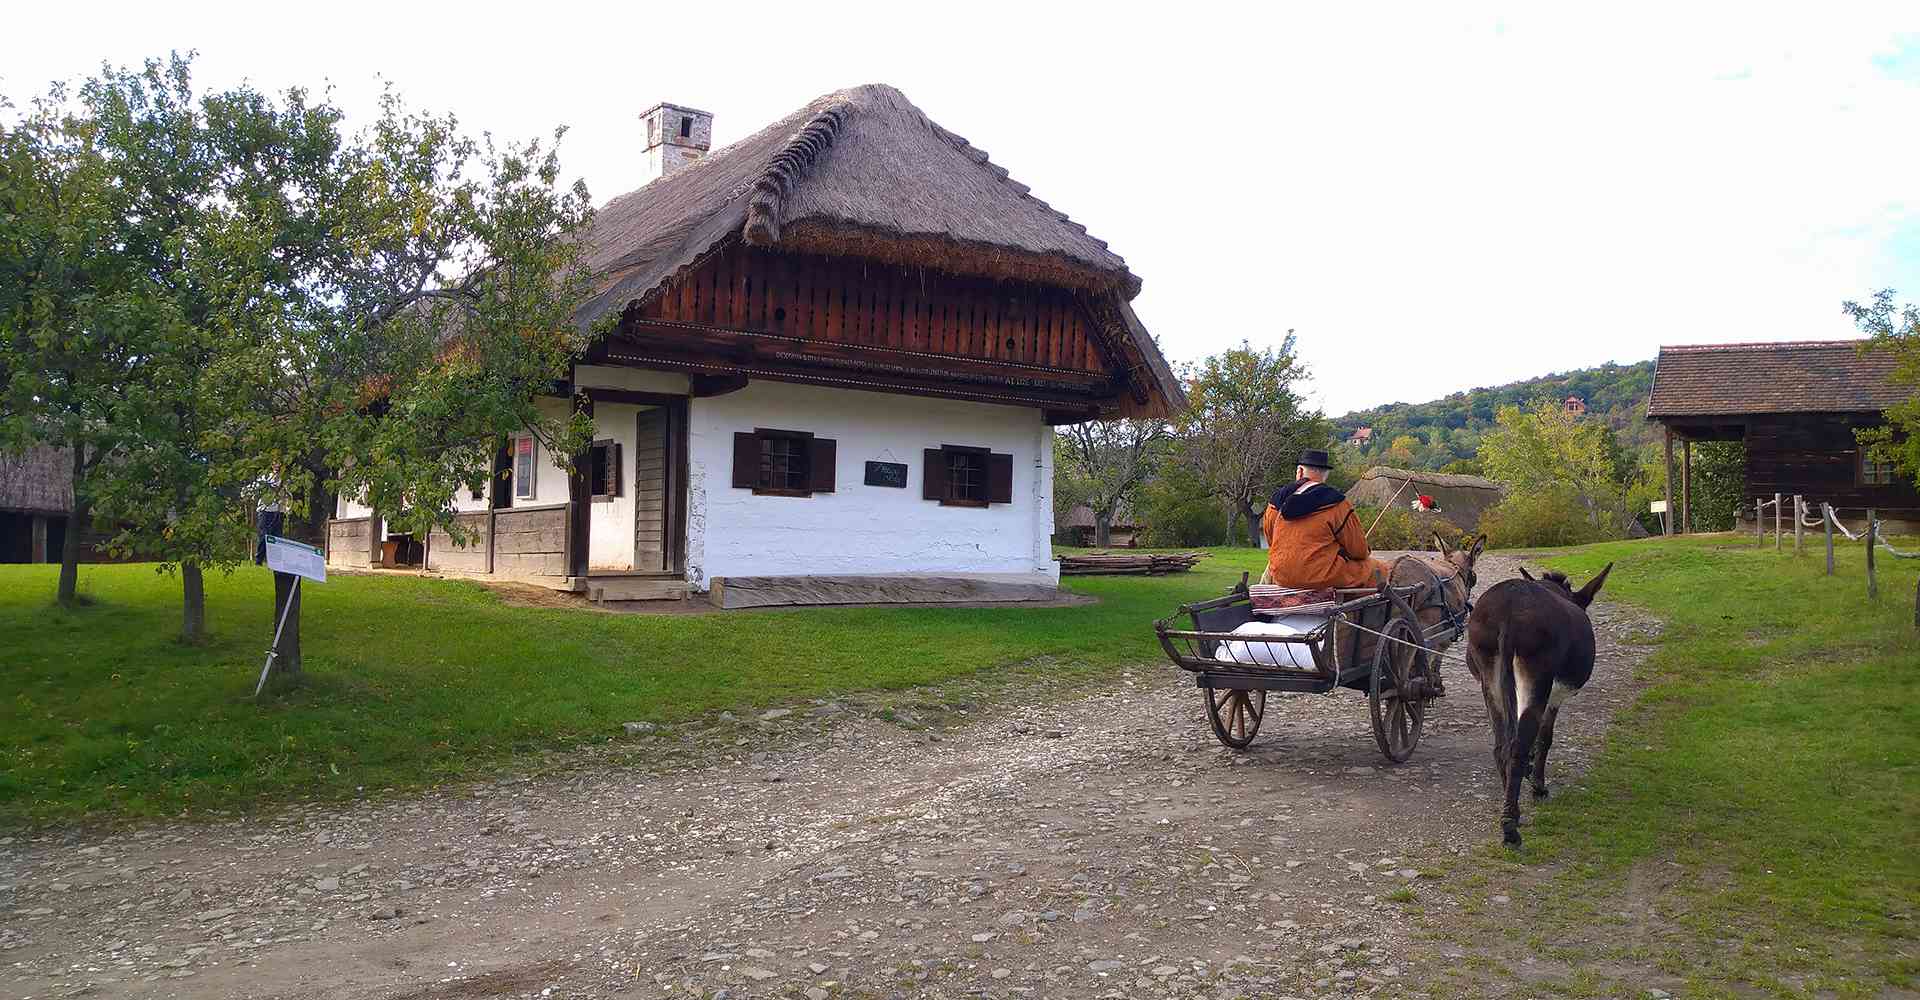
0;555;1657;999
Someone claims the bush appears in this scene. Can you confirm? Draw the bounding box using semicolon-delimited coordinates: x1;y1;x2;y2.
1351;506;1473;552
1478;487;1616;548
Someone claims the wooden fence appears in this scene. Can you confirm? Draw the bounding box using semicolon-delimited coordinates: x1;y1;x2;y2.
1756;493;1919;626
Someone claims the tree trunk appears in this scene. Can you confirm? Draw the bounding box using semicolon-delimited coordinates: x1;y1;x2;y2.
1093;510;1112;548
57;444;87;606
1241;499;1265;548
181;560;207;644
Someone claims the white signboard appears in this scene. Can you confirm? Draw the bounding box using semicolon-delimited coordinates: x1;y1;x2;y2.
1648;500;1669;514
264;536;327;583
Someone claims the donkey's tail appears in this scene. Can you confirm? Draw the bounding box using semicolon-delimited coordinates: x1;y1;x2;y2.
1495;623;1516;735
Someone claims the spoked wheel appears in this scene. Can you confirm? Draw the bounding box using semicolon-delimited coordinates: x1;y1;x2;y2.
1204;685;1267;750
1369;616;1432;763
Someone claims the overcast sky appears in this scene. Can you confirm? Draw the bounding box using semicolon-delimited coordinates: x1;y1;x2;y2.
5;2;1916;414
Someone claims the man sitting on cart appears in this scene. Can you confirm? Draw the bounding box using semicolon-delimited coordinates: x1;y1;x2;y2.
1260;448;1392;591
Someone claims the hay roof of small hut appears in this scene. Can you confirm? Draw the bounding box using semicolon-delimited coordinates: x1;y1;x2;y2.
0;446;71;514
575;84;1182;414
1346;466;1506;530
1060;502;1138;530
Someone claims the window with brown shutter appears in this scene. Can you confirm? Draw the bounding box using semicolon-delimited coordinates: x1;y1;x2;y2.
588;439;621;501
924;445;1015;506
732;429;836;497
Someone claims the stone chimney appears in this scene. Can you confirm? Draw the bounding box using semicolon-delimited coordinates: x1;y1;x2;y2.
641;102;713;183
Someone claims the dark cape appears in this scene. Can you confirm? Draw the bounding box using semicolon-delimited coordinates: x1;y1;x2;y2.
1270;480;1348;521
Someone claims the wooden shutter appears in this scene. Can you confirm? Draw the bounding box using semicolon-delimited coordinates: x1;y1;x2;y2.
923;449;946;501
987;452;1014;504
732;432;759;489
609;442;623;497
807;437;837;493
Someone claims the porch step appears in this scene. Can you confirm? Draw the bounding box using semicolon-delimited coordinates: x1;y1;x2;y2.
587;577;689;602
709;572;1061;610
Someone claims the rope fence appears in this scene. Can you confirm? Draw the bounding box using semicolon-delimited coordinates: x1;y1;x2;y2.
1757;495;1919;624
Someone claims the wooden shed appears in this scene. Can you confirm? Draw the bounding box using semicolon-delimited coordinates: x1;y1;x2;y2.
1646;340;1916;531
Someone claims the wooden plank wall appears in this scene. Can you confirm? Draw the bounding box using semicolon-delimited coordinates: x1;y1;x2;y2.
642;244;1109;374
425;512;492;575
492;506;568;577
633;408;669;573
1745;413;1920;514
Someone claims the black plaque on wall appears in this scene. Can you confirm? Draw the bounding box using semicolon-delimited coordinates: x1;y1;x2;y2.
864;461;909;488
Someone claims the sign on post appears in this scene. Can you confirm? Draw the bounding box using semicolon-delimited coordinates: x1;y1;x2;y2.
265;535;326;582
256;536;324;697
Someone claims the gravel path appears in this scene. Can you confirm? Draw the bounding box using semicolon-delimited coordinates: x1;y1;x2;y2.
0;554;1659;999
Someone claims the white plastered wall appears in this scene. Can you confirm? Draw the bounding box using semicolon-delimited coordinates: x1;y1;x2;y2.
682;380;1057;589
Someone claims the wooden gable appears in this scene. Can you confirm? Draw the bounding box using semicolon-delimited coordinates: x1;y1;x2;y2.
596;241;1147;419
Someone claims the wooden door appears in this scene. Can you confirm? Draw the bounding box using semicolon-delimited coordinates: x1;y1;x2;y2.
633;407;674;573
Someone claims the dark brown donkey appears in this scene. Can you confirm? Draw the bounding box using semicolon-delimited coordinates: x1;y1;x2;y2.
1462;562;1612;846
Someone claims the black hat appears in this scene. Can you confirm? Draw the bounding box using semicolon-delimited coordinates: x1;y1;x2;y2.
1297;448;1333;470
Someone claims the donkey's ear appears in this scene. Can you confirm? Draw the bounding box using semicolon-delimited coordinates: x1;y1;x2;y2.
1433;533;1452;558
1574;562;1614;608
1518;566;1536;581
1468;534;1486;561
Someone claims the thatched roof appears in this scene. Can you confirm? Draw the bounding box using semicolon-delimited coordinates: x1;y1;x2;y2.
1346;466;1505;531
1060;502;1137;530
0;447;71;514
575;84;1183;415
1648;340;1906;417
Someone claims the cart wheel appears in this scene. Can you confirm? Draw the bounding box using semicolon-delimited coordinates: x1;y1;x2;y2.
1204;685;1266;750
1369;616;1430;763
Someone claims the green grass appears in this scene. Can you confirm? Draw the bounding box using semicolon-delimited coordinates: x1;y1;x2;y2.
0;548;1269;826
1442;533;1919;998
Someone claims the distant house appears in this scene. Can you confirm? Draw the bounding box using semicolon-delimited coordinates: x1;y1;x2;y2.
1058;503;1139;547
1348;427;1374;445
1647;340;1916;532
0;447;112;564
1563;396;1587;415
327;85;1183;606
1345;466;1506;532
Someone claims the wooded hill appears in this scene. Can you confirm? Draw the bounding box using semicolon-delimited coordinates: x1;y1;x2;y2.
1333;360;1656;474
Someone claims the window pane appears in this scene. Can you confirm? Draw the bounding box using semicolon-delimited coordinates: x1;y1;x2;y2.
757;434;810;491
514;437;535;498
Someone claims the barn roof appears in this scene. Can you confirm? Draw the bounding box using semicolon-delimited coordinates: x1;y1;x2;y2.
0;446;71;514
575;84;1183;414
1647;340;1907;417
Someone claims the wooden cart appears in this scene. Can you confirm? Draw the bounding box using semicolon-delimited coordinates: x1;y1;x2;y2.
1154;580;1446;762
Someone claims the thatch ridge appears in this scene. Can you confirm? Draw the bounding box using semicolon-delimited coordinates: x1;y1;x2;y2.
0;446;72;514
1347;465;1506;530
574;83;1180;416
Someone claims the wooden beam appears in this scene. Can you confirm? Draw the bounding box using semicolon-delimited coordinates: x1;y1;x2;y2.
601;349;1120;412
689;373;749;398
565;391;593;580
619;319;1116;390
1681;438;1692;535
1663;427;1675;537
580;386;687;407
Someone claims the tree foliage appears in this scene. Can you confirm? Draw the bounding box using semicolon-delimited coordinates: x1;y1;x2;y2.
0;54;594;641
1053;419;1166;546
1844;289;1920;483
1478;398;1653;541
1170;336;1329;546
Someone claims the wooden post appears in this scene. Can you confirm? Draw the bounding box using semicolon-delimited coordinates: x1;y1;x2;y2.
1774;492;1783;552
566;391;594;582
1681;439;1692;534
1866;509;1877;600
1825;504;1835;576
368;508;383;567
271;570;301;676
1663;428;1675;537
1793;495;1803;555
1756;498;1765;547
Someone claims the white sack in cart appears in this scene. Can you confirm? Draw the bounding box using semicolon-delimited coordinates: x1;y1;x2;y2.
1214;617;1325;670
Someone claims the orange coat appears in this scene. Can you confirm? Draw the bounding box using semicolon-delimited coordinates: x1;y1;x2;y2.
1261;482;1384;590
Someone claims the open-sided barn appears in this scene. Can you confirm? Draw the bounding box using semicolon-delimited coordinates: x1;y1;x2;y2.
1647;340;1916;531
328;86;1183;606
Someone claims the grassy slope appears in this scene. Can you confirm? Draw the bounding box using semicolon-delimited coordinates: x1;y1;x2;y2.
0;549;1267;826
1432;534;1918;998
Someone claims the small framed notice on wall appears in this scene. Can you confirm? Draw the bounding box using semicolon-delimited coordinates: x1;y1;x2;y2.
864;461;909;488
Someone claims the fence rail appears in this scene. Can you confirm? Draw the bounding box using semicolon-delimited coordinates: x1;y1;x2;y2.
1757;495;1919;626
